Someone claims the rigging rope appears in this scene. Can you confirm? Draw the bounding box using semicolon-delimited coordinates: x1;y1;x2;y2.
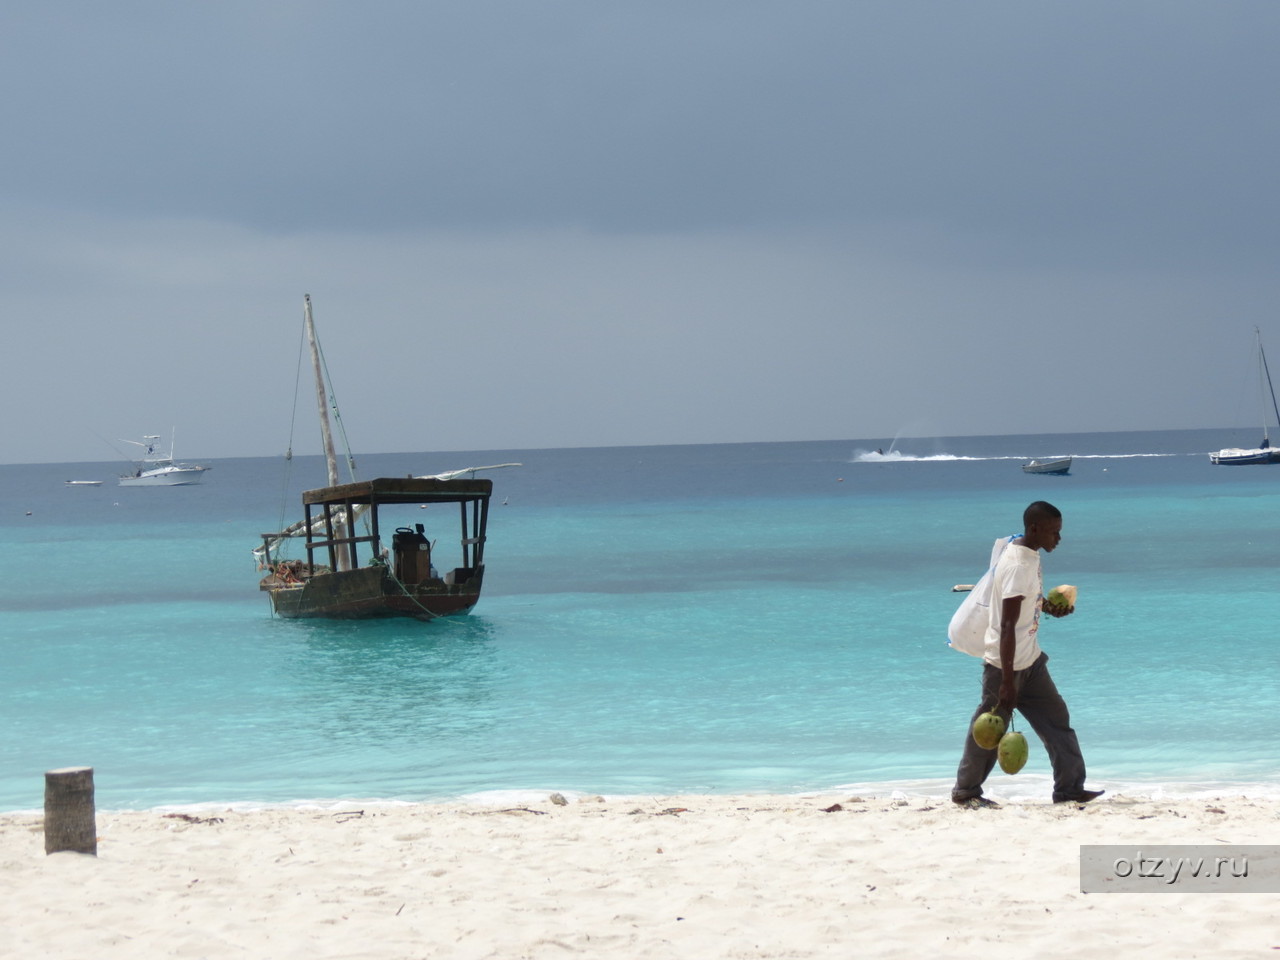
272;320;309;553
312;328;359;484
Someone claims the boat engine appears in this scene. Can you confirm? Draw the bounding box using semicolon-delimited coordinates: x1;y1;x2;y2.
392;524;433;584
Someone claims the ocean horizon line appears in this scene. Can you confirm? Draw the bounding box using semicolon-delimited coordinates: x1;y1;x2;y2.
7;424;1248;468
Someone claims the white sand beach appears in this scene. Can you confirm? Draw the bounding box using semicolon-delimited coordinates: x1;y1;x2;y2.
3;793;1278;959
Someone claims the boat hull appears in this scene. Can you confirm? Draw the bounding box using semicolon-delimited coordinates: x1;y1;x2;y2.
261;564;484;621
1209;447;1280;465
119;465;209;486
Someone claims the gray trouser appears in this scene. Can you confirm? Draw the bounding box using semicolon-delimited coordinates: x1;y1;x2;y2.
952;652;1087;803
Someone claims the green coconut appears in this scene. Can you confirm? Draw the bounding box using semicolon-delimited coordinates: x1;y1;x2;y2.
997;731;1029;774
971;711;1006;750
1046;584;1077;608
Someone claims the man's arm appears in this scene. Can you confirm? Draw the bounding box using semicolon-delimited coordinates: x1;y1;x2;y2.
997;595;1021;713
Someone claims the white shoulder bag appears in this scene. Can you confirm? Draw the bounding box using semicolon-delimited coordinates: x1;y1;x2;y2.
946;535;1016;657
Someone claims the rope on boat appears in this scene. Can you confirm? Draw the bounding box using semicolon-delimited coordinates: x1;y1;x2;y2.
380;566;472;626
312;319;359;484
273;321;310;546
265;309;371;568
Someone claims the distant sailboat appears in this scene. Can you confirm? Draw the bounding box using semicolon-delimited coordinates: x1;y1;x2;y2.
1210;328;1280;465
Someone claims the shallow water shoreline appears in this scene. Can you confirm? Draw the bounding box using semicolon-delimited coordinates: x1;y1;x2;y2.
8;771;1280;817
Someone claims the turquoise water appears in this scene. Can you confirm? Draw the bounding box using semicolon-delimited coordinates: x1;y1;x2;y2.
3;430;1278;811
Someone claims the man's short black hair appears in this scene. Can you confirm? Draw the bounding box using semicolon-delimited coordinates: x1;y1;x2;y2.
1024;500;1062;527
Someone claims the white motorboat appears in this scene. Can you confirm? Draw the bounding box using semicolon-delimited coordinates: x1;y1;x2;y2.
1022;457;1072;475
118;433;210;486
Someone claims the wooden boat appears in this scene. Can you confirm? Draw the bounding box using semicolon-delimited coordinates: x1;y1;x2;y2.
259;476;495;620
255;296;517;621
1022;457;1072;475
1210;328;1280;465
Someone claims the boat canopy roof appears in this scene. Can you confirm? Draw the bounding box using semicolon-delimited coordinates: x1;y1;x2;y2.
302;476;493;507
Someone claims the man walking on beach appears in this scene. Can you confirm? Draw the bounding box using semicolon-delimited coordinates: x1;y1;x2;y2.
952;500;1103;808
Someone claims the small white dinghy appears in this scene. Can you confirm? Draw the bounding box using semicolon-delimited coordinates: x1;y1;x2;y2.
1022;457;1072;476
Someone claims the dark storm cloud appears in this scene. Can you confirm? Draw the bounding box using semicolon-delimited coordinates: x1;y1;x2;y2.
4;1;1278;265
3;1;1280;462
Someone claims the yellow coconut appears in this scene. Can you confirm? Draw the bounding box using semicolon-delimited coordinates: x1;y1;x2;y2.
971;711;1006;750
997;731;1029;774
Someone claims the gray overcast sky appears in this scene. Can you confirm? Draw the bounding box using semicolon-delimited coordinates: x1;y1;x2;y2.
4;1;1279;464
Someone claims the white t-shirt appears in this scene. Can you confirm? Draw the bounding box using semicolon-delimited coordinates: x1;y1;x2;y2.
982;542;1043;670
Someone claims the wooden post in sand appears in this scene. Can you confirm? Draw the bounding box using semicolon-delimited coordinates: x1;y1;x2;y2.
44;766;97;856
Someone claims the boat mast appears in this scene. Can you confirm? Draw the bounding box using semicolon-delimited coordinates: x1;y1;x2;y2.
1257;327;1280;447
304;294;341;489
304;294;354;571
